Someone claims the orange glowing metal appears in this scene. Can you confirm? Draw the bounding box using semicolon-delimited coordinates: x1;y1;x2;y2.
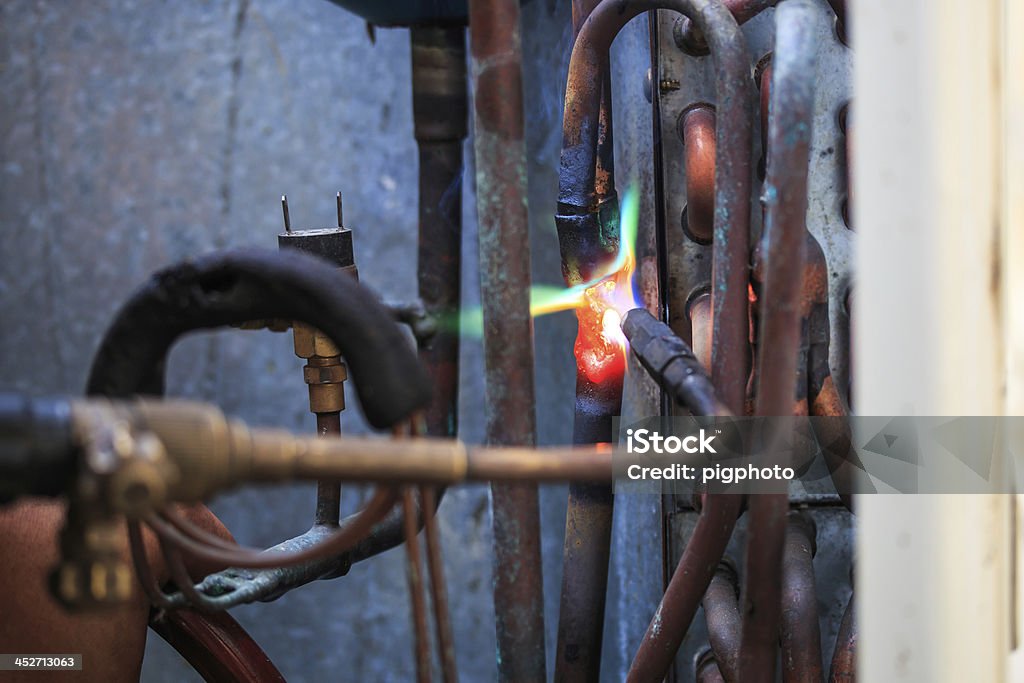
530;189;641;384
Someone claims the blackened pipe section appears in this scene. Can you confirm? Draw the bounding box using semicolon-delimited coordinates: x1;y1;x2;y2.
780;512;823;683
742;3;818;682
558;0;753;414
467;2;547;680
675;0;775;56
829;593;856;682
702;562;742;682
572;0;616;204
411;26;467;440
622;308;729;415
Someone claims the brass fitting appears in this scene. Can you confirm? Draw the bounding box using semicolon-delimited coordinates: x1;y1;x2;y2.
292;321;347;414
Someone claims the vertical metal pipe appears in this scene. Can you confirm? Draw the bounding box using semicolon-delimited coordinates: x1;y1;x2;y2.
402;487;433;683
627;494;742;682
779;512;823;683
829;592;856;682
467;2;547;681
314;413;341;526
742;3;818;682
411;27;467;440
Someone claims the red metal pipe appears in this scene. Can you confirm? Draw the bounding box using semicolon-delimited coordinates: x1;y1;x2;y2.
627;494;743;682
681;105;717;243
468;1;547;680
559;0;754;413
702;561;742;682
780;512;823;683
743;3;819;682
829;592;857;682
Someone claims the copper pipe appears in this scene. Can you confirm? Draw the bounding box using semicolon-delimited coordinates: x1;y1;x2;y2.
314;413;342;526
681;105;717;243
829;592;856;682
688;291;713;371
421;487;457;683
703;562;742;682
696;649;729;683
467;1;547;679
557;0;754;413
627;495;744;682
743;3;819;682
780;512;823;683
675;0;775;55
402;488;432;683
840;101;852;228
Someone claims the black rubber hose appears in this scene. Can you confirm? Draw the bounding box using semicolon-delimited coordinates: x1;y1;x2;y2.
86;248;431;429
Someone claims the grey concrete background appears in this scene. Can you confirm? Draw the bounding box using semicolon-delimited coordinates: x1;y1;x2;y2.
0;1;663;681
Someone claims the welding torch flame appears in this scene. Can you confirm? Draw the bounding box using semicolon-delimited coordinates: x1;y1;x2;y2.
456;188;640;385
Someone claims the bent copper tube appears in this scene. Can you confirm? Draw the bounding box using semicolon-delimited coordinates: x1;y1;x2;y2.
559;0;754;412
703;561;742;682
573;0;616;204
780;512;823;683
627;494;744;682
743;3;819;682
681;105;717;243
675;0;776;55
829;592;856;682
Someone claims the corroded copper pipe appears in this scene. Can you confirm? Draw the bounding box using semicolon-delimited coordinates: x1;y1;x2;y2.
553;6;619;682
829;592;856;682
696;649;729;683
468;1;547;680
627;494;744;682
703;561;742;682
780;512;823;683
558;0;754;413
688;290;713;370
675;0;776;55
743;3;819;682
681;105;717;243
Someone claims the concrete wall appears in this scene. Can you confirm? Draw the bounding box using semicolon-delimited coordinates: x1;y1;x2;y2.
0;1;660;680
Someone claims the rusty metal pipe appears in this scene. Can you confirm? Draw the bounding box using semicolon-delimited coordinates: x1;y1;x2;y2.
696;649;729;683
703;561;742;682
467;1;547;680
829;592;856;682
681;105;717;243
675;0;775;56
573;0;616;204
780;512;823;683
627;494;744;682
742;3;819;682
558;0;753;413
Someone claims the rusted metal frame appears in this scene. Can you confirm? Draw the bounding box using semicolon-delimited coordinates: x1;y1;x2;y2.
675;0;776;56
779;512;823;683
702;561;742;682
681;104;717;244
402;486;434;683
741;3;818;683
467;1;548;680
829;592;856;682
